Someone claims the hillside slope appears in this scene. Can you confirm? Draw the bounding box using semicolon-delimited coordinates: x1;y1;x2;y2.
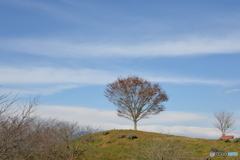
74;129;240;160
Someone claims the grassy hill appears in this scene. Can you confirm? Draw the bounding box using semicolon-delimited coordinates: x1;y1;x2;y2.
73;129;240;160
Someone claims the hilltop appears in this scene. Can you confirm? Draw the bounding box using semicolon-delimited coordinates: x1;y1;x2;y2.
74;129;240;160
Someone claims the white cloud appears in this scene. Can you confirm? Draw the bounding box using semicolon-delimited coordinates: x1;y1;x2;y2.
138;125;217;138
37;105;129;125
0;66;238;87
138;125;240;139
0;67;115;84
37;105;207;125
149;76;235;86
135;111;207;124
0;84;79;96
225;89;240;94
36;105;240;139
1;36;240;58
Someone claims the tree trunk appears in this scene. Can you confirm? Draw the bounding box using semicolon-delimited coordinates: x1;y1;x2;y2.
134;121;137;130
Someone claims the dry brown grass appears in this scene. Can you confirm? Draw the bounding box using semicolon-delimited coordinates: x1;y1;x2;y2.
78;129;240;160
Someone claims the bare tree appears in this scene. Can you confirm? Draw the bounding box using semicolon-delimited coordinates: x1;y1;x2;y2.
213;111;235;136
53;121;94;160
0;91;100;160
0;93;39;160
105;75;168;130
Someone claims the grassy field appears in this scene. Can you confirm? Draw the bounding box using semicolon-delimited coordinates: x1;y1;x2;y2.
74;129;240;160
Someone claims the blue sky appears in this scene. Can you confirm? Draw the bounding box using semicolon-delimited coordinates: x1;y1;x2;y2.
1;0;240;138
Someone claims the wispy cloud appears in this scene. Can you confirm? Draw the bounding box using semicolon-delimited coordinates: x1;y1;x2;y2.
0;0;108;25
225;89;240;93
0;84;79;96
0;66;238;87
149;76;236;86
0;67;115;84
1;35;240;58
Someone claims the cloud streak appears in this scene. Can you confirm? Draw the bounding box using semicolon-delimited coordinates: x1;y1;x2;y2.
0;67;115;85
0;67;238;87
0;84;80;96
1;35;240;58
225;89;240;93
149;76;236;86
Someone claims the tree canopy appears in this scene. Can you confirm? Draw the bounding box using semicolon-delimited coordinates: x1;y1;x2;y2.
105;75;168;130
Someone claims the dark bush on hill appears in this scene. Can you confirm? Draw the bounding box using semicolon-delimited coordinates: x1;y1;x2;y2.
117;134;126;138
126;134;137;140
210;146;224;152
102;131;109;135
203;156;212;160
233;138;240;143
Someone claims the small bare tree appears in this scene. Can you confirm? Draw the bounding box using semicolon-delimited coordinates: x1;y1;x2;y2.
213;111;235;136
105;75;168;130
